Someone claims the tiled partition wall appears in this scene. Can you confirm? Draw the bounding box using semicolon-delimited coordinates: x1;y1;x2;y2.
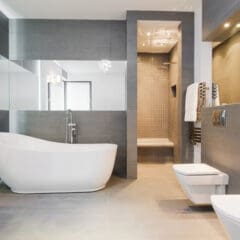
0;111;9;132
9;20;126;60
202;105;240;193
127;11;194;178
11;111;127;177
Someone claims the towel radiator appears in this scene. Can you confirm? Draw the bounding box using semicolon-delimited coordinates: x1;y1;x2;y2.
197;82;209;121
190;124;202;145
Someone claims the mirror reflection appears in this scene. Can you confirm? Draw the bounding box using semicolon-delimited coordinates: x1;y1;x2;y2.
1;59;126;111
0;55;9;110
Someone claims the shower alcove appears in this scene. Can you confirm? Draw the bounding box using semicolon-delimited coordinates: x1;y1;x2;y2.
137;20;180;163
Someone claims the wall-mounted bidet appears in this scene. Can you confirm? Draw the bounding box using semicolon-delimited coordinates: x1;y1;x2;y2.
173;164;229;205
211;195;240;240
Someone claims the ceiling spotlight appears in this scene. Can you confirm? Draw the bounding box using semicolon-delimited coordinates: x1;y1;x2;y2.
224;22;231;28
236;23;240;28
142;43;145;47
147;32;151;37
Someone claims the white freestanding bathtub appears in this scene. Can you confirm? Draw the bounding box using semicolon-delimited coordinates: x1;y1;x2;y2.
0;133;117;193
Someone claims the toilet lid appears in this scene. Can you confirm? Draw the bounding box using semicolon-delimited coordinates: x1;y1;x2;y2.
173;164;221;176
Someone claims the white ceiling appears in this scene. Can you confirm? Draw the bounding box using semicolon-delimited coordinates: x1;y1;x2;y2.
138;21;180;53
0;0;194;19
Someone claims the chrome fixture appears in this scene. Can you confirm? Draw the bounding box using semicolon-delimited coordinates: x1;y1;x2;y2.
65;109;77;144
212;109;227;128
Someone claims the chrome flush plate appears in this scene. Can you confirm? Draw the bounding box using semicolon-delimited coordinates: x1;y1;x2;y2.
212;110;227;127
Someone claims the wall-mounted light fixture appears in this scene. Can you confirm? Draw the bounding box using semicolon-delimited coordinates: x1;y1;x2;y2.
47;72;62;84
98;60;112;73
236;23;240;28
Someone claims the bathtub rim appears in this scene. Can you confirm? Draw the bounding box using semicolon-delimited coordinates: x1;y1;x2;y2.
0;132;118;153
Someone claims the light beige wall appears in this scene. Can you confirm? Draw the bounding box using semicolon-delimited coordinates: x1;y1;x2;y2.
137;53;169;138
213;31;240;104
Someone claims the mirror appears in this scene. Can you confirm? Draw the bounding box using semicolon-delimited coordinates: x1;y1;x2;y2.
6;60;126;111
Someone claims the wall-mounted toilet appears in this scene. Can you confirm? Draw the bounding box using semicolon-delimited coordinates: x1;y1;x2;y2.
173;164;229;205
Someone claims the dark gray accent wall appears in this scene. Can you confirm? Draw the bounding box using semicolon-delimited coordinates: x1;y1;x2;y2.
0;111;9;132
203;0;240;41
9;20;126;60
0;11;9;58
202;105;240;193
126;11;194;178
11;111;126;177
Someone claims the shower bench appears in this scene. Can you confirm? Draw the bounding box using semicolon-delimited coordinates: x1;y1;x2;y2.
137;138;174;148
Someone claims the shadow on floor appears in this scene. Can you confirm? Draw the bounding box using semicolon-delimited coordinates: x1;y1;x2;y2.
158;199;214;214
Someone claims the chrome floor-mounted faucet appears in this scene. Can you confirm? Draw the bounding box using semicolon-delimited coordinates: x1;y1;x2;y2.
65;109;77;144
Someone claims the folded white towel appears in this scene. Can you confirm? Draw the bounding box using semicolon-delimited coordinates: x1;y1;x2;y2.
184;83;199;122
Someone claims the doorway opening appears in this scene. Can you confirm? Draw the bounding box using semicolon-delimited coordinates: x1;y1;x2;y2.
137;20;182;164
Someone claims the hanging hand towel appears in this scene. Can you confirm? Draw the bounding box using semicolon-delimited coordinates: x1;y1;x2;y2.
184;83;199;122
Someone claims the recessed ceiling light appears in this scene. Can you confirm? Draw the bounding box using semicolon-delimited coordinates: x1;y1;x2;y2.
236;23;240;28
142;43;145;47
224;22;231;28
147;32;151;37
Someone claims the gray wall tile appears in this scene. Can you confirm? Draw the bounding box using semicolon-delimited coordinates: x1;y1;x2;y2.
9;20;126;60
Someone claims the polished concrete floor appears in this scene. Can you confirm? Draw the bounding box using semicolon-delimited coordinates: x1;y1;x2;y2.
0;163;227;240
